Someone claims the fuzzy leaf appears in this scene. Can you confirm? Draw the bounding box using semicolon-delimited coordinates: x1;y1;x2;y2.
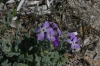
26;55;33;62
17;63;28;66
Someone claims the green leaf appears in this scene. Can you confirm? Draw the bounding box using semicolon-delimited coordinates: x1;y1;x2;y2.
29;46;33;51
1;37;12;53
12;9;17;16
13;62;17;66
7;52;20;57
35;54;41;66
1;59;11;66
26;55;33;62
54;51;59;59
0;56;3;60
18;54;24;61
24;33;30;38
17;63;28;66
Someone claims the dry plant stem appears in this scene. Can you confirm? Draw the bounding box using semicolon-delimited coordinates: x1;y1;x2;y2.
81;22;85;55
60;1;67;27
81;22;87;66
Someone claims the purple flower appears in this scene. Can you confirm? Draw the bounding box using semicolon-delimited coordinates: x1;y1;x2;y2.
68;32;76;40
51;22;61;36
67;36;80;50
36;21;50;41
52;22;58;28
46;28;59;48
53;38;58;48
46;28;56;42
35;21;61;48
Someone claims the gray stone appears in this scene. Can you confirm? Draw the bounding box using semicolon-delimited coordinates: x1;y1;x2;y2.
68;0;100;31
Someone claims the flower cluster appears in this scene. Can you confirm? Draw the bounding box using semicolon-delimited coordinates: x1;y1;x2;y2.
67;32;80;50
35;21;61;48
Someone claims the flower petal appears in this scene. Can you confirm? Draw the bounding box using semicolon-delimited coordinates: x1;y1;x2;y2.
71;44;80;50
67;39;72;44
37;32;44;41
46;28;55;34
68;32;75;39
50;36;56;41
43;21;50;28
71;44;75;50
57;29;61;36
46;34;56;41
53;39;58;48
36;26;41;33
75;44;80;48
52;22;58;28
73;37;78;42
